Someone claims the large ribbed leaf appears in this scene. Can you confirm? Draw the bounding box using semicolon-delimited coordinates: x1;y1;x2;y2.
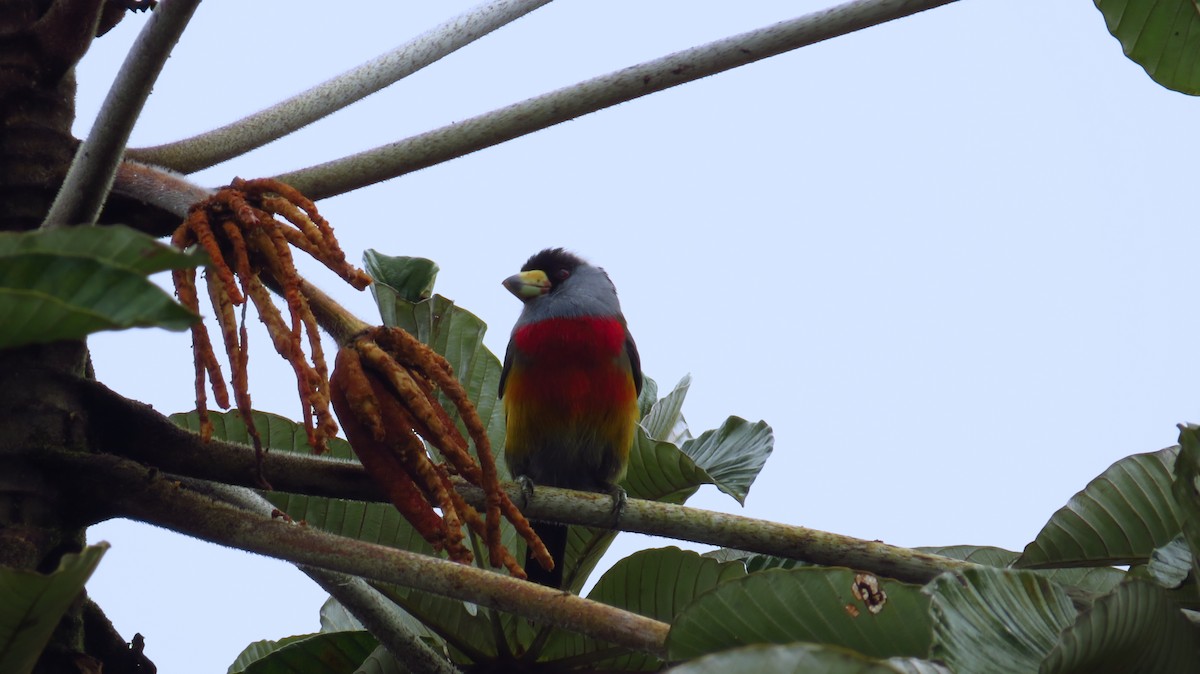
702;547;812;572
666;643;919;674
228;631;378;674
1172;426;1200;582
1041;580;1200;673
540;548;745;671
669;567;931;661
0;544;107;674
364;251;506;475
926;567;1076;674
171;409;355;460
349;646;407;674
0;225;203;348
641;375;693;444
1146;534;1193;589
364;251;438;305
1016;447;1181;568
1093;0;1200;95
918;546;1126;595
680;416;772;505
0;224;204;273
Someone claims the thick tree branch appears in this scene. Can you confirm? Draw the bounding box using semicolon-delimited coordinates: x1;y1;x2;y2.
275;0;959;199
127;0;555;173
205;483;456;674
69;377;1095;602
43;0;201;228
75;377;380;501
46;450;672;657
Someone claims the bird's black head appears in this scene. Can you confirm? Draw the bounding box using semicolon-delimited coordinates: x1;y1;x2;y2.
521;248;588;291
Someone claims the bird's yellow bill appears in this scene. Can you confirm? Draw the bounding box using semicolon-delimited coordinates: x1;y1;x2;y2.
503;270;551;299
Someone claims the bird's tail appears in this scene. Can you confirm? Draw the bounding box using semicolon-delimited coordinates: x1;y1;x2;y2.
525;521;568;589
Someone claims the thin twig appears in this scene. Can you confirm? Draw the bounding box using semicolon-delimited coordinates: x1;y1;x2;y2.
43;0;202;228
276;0;959;200
127;0;555;173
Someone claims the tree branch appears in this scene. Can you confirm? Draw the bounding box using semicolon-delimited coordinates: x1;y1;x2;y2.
47;450;671;657
71;376;1095;602
43;0;202;228
275;0;959;200
204;483;456;674
75;377;380;502
126;0;555;173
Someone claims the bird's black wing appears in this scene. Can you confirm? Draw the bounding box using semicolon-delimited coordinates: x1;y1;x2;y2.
625;329;643;396
498;340;514;398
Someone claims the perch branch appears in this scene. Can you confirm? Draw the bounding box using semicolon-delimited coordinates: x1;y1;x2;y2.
276;0;959;200
48;450;671;657
127;0;555;173
72;376;1096;604
43;0;202;228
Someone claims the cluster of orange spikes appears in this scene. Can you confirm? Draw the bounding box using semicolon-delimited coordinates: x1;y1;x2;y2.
170;177;548;577
171;178;371;461
332;328;550;575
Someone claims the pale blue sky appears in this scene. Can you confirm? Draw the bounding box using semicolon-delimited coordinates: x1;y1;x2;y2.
77;1;1200;671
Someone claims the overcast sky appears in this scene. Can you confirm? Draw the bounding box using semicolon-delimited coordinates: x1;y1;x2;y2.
74;1;1200;671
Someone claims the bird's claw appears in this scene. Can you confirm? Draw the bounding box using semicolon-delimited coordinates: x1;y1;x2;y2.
516;475;536;510
607;485;627;529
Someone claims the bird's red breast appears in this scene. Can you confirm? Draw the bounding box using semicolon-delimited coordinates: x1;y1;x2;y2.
503;315;639;490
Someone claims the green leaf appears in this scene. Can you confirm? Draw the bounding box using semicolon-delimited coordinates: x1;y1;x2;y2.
666;642;917;674
1041;580;1200;674
1146;534;1194;590
926;567;1077;674
170;409;356;460
918;546;1125;596
364;251;439;306
365;261;506;476
1016;447;1182;568
669;567;932;661
320;597;364;632
680;416;773;505
228;631;378;674
637;374;660;422
641;375;693;443
350;646;409;674
702;548;812;573
1093;0;1200;95
1173;426;1200;584
0;225;205;348
0;544;107;674
540;547;746;671
0;254;198;348
0;224;206;274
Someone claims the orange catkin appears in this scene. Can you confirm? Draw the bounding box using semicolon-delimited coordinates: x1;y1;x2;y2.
329;348;455;556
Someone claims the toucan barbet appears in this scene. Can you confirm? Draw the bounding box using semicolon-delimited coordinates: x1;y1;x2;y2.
499;248;643;588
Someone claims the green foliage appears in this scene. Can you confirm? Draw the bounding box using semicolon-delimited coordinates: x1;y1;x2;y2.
226;631;379;674
1094;0;1200;95
1042;580;1200;673
0;225;203;348
926;567;1077;673
205;255;1200;673
669;568;932;661
0;545;107;674
1015;446;1181;568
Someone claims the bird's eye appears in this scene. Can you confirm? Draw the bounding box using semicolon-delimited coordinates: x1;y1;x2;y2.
554;268;571;281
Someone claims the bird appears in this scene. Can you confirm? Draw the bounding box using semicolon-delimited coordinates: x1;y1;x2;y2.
498;248;643;589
